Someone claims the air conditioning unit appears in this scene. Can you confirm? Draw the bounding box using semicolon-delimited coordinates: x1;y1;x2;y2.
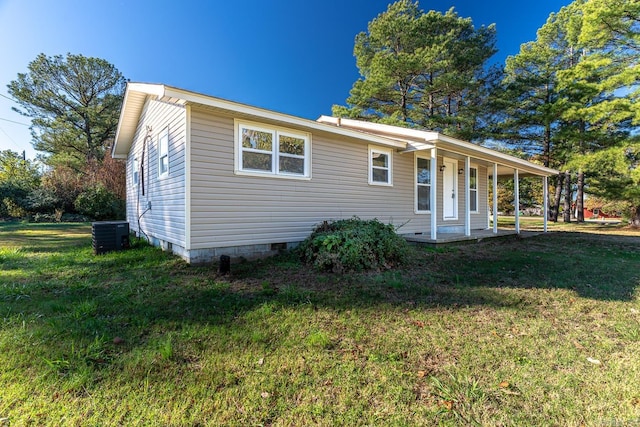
92;221;130;255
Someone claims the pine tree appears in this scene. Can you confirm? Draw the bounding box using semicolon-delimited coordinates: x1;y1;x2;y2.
333;0;497;140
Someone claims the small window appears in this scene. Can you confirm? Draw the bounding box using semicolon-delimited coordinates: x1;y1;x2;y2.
158;128;169;177
236;121;310;178
416;156;431;212
133;158;139;185
369;146;392;186
470;166;478;212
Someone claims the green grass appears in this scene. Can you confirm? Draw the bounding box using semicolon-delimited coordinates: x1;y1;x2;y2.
1;221;639;426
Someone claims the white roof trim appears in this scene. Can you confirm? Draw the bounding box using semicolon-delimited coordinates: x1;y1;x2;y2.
112;83;406;158
113;83;558;177
317;115;440;141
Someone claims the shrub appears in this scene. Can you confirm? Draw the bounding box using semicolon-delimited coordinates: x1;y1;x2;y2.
74;184;125;221
298;217;409;273
29;213;90;223
25;187;62;213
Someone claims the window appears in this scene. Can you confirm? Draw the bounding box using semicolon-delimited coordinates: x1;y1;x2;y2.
158;128;169;177
133;158;139;185
237;121;310;178
469;166;478;212
369;146;392;185
416;156;431;212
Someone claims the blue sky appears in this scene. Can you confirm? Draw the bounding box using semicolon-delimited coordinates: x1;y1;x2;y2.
0;0;572;159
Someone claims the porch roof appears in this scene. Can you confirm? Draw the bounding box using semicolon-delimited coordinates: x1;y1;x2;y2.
316;116;559;178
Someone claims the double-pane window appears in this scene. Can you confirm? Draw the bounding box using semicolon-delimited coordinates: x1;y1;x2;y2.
369;147;392;185
416;157;431;212
470;167;478;212
238;122;309;178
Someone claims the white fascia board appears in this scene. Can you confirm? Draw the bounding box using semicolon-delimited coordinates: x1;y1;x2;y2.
126;82;166;97
161;86;407;149
317;115;440;141
112;83;169;158
399;141;436;153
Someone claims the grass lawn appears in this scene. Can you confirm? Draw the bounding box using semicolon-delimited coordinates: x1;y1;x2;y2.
1;221;639;426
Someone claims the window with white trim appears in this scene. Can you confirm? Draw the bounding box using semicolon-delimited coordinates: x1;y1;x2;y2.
369;146;392;185
158;128;169;177
416;156;431;212
469;166;478;212
133;158;139;185
237;121;310;178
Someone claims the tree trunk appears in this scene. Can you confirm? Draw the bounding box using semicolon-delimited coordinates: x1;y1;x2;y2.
631;205;640;228
551;174;564;222
576;172;584;222
563;171;572;223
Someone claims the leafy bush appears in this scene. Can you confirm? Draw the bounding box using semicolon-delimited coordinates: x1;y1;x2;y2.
29;213;90;223
25;186;62;213
0;183;29;218
298;217;409;273
74;184;125;221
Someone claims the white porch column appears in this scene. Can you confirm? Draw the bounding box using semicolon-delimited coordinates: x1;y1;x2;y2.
514;169;520;234
464;156;471;236
430;148;437;240
543;175;549;232
493;163;498;234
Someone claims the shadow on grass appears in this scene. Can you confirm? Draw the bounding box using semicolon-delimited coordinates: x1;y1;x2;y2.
1;225;638;379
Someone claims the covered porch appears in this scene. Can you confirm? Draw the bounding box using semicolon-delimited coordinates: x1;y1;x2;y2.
401;135;558;241
315;116;559;240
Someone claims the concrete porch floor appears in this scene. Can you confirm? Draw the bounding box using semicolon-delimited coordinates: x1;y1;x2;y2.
403;228;525;245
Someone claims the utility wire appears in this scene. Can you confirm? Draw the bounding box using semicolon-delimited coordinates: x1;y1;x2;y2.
0;93;16;102
0;117;29;126
0;125;25;151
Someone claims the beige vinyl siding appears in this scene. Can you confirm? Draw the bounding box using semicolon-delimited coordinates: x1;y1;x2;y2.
126;98;186;246
189;108;430;249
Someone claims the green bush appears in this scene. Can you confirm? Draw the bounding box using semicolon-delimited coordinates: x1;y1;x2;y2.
74;184;125;221
298;217;409;273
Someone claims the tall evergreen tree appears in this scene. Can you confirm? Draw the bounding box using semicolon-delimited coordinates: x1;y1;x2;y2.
491;0;639;222
560;0;640;224
7;53;126;169
491;2;585;220
333;0;497;140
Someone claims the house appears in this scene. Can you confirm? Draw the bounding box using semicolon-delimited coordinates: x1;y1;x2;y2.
112;83;559;264
582;207;622;221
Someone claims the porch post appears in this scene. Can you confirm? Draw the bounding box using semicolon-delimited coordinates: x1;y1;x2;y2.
514;169;520;234
464;156;471;236
543;175;548;232
493;163;498;234
430;148;437;240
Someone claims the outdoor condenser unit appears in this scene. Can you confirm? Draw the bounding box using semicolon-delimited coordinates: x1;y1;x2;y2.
92;221;130;255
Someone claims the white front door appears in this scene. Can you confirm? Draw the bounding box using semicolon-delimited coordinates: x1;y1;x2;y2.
443;157;458;220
